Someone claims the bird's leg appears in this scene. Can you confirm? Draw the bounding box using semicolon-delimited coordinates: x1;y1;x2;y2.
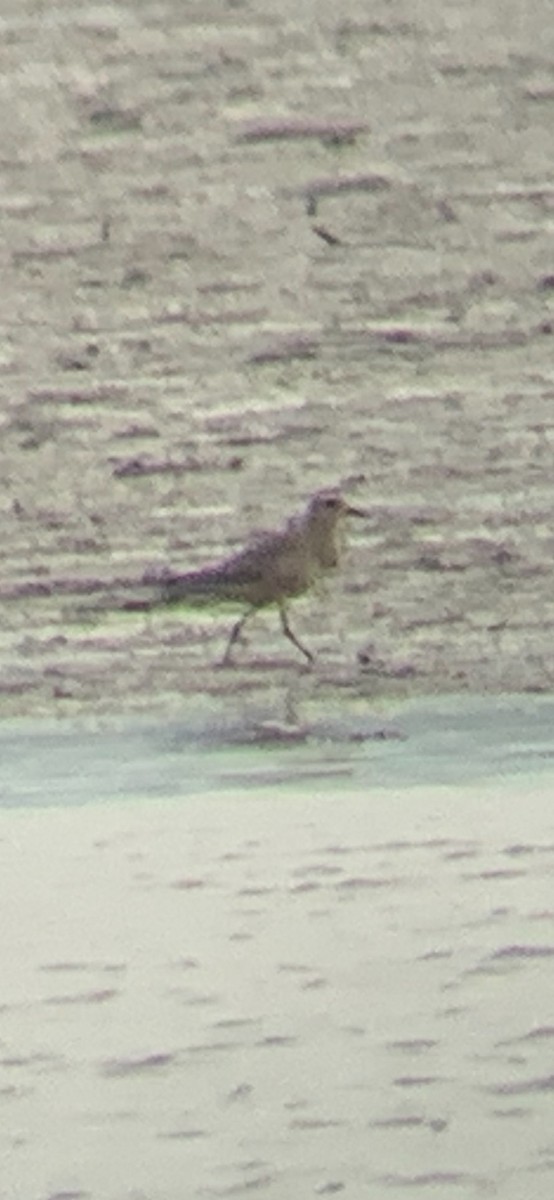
278;601;314;664
220;606;256;666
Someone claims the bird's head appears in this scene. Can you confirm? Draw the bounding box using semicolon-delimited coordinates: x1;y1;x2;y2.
306;488;367;526
301;488;367;572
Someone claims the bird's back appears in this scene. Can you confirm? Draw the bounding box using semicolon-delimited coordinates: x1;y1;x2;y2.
161;520;318;610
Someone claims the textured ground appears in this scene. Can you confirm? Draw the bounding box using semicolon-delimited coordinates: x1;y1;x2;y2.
1;0;554;717
2;772;554;1200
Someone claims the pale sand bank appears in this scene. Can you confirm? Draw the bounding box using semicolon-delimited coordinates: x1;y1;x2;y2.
1;779;553;1199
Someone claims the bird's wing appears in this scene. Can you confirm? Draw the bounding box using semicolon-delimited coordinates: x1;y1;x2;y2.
163;528;308;608
72;522;313;620
161;538;274;606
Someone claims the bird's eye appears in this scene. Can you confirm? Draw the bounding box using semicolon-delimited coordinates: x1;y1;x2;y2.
323;496;339;508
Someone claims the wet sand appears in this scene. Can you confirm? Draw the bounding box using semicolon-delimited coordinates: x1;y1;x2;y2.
2;700;554;1198
2;774;553;1199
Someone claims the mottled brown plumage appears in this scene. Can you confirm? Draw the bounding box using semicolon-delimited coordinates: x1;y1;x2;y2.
129;488;366;665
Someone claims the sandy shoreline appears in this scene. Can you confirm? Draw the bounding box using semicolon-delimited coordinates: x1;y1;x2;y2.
2;779;553;1199
1;2;554;1192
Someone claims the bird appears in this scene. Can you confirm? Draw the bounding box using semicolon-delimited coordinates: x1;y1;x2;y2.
121;487;367;666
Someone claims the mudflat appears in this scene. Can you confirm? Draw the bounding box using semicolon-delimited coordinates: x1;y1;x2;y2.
1;0;553;717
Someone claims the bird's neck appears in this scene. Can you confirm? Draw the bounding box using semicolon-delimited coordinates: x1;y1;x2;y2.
306;521;340;572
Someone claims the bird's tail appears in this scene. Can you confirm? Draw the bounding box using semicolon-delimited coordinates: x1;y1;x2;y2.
74;564;234;621
160;564;242;607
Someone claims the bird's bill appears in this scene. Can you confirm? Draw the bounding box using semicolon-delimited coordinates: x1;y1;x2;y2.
343;502;369;518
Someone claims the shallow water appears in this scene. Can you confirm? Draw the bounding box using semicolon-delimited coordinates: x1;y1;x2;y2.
3;693;554;807
1;696;553;1199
